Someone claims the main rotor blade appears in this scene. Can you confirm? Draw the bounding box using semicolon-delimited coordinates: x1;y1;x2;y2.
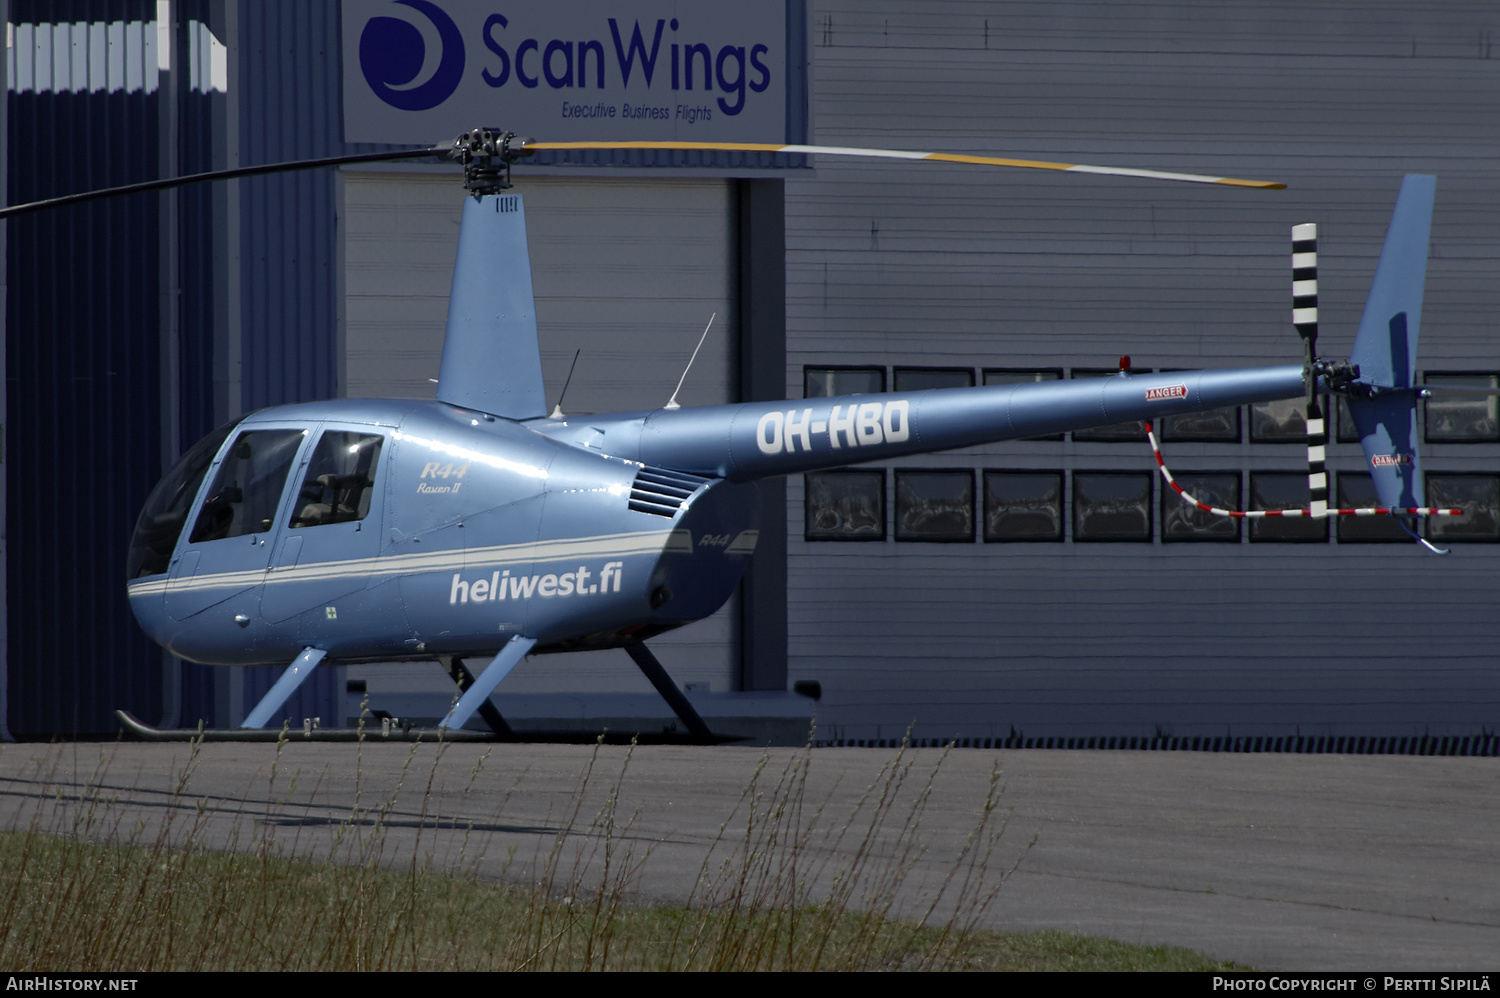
0;146;448;221
523;141;1286;190
1;132;1283;221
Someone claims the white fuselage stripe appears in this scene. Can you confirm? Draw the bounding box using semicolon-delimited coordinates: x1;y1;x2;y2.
126;529;674;597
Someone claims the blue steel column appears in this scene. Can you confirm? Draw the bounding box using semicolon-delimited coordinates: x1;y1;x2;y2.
1;0;11;740
737;178;789;693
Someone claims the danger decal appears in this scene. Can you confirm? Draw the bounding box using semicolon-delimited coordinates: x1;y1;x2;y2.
1145;384;1189;401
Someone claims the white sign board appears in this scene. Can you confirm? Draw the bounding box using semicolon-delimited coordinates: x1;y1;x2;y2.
343;0;788;146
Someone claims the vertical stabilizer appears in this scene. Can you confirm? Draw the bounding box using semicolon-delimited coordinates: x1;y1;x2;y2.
1346;175;1436;522
436;193;547;419
1349;175;1435;390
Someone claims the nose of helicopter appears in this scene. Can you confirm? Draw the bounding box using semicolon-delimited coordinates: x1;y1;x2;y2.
125;578;173;650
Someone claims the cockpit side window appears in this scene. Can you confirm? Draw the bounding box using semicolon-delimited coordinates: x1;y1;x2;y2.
127;419;240;578
188;429;306;543
290;432;384;528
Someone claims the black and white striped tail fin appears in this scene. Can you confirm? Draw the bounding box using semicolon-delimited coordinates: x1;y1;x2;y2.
1292;223;1328;518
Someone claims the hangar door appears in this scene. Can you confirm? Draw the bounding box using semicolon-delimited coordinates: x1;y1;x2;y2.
342;172;740;699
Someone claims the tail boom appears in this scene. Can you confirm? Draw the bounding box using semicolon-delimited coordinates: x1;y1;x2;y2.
628;364;1305;480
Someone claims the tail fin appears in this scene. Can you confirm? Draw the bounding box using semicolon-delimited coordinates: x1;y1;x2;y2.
1344;175;1436;523
1349;175;1435;391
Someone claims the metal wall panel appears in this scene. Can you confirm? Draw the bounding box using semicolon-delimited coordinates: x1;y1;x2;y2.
5;0;165;735
237;0;342;412
785;0;1500;743
3;0;349;734
2;0;9;741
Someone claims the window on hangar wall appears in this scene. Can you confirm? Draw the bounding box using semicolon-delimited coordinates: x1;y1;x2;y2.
895;470;974;542
1249;473;1329;543
804;469;885;541
983;471;1063;542
804;367;884;397
1335;473;1411;543
1426;475;1500;543
1160;473;1241;542
1423;374;1500;443
1073;472;1153;542
893;367;973;392
1251;398;1307;443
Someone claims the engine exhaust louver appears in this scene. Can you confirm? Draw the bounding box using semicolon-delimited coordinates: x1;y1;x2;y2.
629;466;710;517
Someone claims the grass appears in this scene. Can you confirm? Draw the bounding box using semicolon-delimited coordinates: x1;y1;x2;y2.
0;729;1246;972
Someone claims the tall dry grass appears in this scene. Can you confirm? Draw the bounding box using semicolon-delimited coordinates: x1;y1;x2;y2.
0;725;1026;971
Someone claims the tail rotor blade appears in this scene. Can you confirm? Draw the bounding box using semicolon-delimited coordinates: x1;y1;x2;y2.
1291;223;1327;517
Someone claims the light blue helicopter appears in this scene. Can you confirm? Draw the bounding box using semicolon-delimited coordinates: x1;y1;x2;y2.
41;129;1448;740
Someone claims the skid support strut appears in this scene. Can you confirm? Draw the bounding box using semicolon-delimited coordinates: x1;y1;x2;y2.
440;635;536;732
241;647;326;729
441;655;516;738
624;641;713;741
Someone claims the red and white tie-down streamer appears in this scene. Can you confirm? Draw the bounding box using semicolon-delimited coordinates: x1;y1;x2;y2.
1144;420;1462;520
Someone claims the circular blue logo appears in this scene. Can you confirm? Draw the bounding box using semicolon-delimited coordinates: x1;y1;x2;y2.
359;0;465;112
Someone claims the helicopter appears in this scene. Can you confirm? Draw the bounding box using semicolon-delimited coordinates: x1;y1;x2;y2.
6;128;1462;741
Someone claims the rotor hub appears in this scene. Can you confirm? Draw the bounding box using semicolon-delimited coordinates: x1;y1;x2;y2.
450;127;535;196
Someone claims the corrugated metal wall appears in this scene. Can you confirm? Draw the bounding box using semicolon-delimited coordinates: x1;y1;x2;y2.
4;0;351;734
785;0;1500;744
237;1;342;411
6;0;166;735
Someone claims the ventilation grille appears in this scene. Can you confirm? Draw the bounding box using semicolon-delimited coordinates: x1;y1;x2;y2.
628;466;711;517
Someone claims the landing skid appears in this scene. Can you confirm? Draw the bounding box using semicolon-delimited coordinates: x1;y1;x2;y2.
113;709;491;742
114;710;737;744
116;639;727;744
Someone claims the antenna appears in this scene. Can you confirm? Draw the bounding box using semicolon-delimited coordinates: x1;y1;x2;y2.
549;349;582;419
664;313;716;410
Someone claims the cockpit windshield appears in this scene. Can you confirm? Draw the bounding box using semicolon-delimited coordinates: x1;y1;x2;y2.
126;419;241;579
